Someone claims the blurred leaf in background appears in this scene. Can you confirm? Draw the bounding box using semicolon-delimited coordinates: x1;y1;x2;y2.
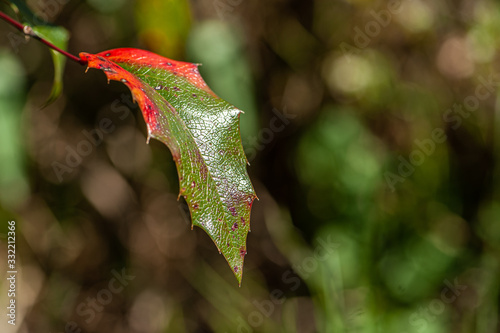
0;50;28;209
134;0;191;59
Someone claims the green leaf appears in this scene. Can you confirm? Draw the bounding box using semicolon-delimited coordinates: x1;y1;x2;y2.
80;48;257;285
32;25;69;106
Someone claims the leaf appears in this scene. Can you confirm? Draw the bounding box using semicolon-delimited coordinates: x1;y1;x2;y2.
32;25;69;106
5;0;35;23
0;51;29;208
79;48;257;284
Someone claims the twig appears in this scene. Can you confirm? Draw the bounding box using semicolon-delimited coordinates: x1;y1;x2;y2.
0;10;87;66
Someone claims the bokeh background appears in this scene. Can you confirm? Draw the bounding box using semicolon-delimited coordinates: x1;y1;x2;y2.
1;0;500;332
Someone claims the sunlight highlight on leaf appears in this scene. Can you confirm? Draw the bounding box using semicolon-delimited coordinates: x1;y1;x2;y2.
80;48;257;284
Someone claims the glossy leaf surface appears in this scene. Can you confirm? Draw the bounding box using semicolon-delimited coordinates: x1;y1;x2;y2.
80;48;257;284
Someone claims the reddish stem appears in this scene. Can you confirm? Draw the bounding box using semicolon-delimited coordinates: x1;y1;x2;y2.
0;10;87;66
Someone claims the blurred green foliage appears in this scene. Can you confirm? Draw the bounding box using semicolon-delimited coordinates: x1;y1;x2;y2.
0;51;27;209
0;0;500;332
135;0;191;59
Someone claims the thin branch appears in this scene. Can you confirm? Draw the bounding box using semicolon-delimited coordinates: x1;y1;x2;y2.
0;10;87;66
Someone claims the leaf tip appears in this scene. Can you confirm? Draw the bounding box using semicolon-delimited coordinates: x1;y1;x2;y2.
233;265;243;286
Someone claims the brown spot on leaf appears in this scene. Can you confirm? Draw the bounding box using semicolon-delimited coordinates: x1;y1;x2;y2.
229;207;237;216
231;222;238;231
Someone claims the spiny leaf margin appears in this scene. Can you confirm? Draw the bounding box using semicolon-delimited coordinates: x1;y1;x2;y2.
79;48;257;284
